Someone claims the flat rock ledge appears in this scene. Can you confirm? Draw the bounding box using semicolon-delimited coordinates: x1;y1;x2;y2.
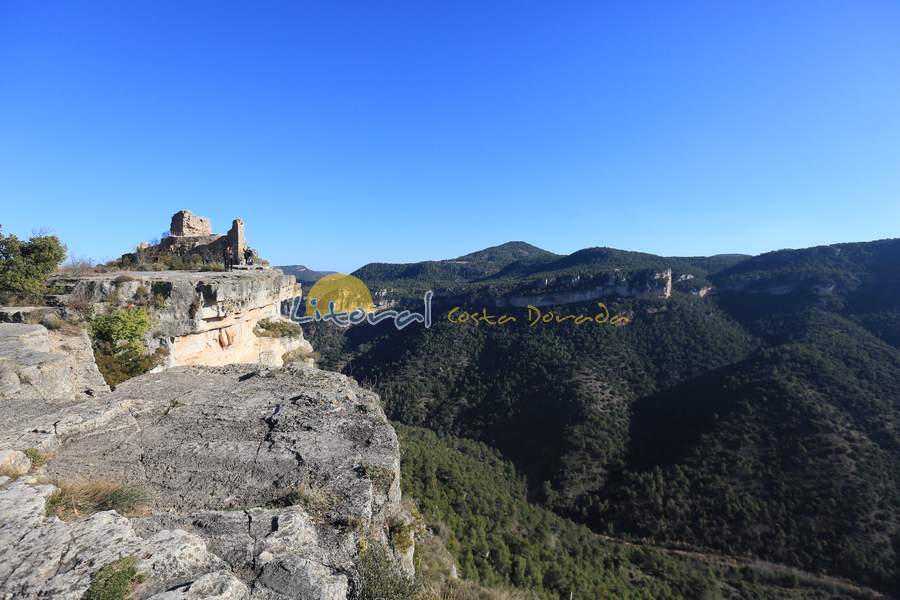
0;364;412;599
0;321;109;401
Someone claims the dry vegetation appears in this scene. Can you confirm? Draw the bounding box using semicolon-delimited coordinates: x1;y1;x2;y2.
45;480;148;520
389;499;426;554
287;481;337;518
57;256;101;276
360;464;395;495
23;447;53;467
0;465;22;479
282;347;319;364
254;318;304;338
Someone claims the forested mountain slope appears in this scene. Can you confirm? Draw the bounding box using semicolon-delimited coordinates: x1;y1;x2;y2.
304;237;900;595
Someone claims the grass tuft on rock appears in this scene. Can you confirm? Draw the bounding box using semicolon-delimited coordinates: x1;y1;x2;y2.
352;543;420;600
388;501;426;555
82;556;145;600
255;318;303;338
45;480;148;520
282;347;319;365
24;447;52;467
360;464;395;495
0;465;20;479
288;481;336;517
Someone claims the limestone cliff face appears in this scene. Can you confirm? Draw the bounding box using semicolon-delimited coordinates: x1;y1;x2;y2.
0;364;413;599
486;268;673;308
52;270;310;369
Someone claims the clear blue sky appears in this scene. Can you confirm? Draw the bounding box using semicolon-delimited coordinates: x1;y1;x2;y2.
1;2;898;272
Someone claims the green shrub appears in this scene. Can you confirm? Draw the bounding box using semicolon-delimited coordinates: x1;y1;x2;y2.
0;227;66;305
255;318;303;338
89;306;161;386
90;306;152;353
93;344;167;387
150;281;172;299
82;556;145;600
40;314;64;330
132;285;150;305
388;508;424;555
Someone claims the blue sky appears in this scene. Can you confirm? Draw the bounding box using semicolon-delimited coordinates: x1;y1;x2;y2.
1;2;899;272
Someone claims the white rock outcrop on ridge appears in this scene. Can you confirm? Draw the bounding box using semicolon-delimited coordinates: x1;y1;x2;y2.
50;269;311;369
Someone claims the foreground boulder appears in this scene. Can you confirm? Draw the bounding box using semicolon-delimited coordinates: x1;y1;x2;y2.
0;364;412;599
0;321;109;401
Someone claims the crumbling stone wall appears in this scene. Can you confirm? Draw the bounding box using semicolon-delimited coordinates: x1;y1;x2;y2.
226;218;246;264
115;210;258;268
170;210;212;237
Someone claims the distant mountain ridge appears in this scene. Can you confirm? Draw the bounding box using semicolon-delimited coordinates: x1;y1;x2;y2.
352;241;557;287
303;235;900;594
278;264;335;285
350;240;751;302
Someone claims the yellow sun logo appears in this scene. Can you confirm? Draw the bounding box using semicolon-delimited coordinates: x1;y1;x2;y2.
305;273;375;316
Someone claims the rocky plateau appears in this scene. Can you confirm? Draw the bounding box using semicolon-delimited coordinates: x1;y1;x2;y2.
0;363;413;599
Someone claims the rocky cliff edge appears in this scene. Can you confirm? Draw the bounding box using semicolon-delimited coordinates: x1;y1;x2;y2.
0;364;413;599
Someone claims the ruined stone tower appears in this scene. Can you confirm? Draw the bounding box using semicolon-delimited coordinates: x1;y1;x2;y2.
170;210;212;237
227;218;246;264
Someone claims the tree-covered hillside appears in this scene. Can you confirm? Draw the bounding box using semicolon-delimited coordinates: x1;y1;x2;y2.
604;311;900;592
353;241;557;290
399;425;886;600
303;237;900;596
713;238;900;346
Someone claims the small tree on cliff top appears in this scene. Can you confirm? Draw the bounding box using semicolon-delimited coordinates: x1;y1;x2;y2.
0;226;66;305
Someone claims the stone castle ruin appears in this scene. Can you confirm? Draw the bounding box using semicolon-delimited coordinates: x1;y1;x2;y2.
46;209;308;371
169;209;212;237
116;210;254;269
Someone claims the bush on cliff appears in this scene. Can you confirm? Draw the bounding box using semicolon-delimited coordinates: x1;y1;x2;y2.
255;318;303;338
89;306;164;386
352;544;420;600
0;226;66;305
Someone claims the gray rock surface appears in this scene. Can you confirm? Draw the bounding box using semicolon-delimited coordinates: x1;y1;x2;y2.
0;364;411;599
47;326;110;399
0;449;30;475
149;571;250;600
0;306;55;324
0;477;228;600
0;323;77;400
0;322;109;401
